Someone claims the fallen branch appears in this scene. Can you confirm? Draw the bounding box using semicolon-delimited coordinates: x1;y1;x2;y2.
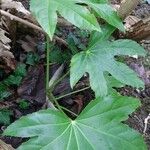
126;17;150;41
0;9;43;32
143;113;150;134
0;9;68;46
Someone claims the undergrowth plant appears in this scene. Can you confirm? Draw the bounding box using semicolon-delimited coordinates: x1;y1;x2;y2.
3;0;147;149
0;64;26;125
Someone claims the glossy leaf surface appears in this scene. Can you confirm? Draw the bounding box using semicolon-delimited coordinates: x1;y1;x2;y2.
70;39;146;96
4;95;146;150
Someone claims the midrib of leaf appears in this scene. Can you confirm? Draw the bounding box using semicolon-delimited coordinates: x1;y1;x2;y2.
48;0;53;37
77;122;138;149
74;123;95;150
41;124;71;149
73;124;80;150
66;125;73;150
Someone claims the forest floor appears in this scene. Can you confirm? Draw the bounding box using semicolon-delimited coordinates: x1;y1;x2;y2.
0;0;150;149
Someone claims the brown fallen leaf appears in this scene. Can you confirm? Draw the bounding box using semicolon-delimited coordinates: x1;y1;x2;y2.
0;140;15;150
1;0;30;15
17;65;46;104
0;27;16;71
17;35;38;52
74;95;84;114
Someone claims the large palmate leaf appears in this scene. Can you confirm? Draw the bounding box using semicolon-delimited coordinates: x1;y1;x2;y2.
70;39;146;97
4;95;146;150
30;0;101;39
76;0;124;31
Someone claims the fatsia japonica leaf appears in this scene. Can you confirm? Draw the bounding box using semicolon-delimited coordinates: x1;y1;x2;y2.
30;0;101;39
70;39;146;97
88;25;115;47
89;3;124;31
76;0;124;31
105;74;125;95
4;95;146;150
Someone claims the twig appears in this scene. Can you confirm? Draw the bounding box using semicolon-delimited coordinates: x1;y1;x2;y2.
143;113;150;134
56;86;90;100
0;9;43;32
47;89;67;117
60;106;78;117
54;36;68;46
46;35;50;90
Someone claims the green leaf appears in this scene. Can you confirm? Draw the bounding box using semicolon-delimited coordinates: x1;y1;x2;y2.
89;4;124;31
26;53;40;66
70;39;146;97
88;25;115;47
30;0;101;39
18;99;30;109
14;64;26;77
4;95;146;150
0;84;11;101
0;109;12;125
0;90;11;101
105;74;125;95
77;1;124;31
49;46;71;63
4;75;23;86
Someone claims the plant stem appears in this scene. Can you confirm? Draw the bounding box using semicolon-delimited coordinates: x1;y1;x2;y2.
60;106;78;117
56;86;90;100
46;35;50;90
46;35;66;116
47;89;67;116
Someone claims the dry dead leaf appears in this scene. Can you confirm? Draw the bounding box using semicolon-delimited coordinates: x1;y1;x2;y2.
0;140;15;150
1;0;30;15
0;24;16;71
17;65;46;104
0;28;11;49
74;95;84;114
17;35;37;52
